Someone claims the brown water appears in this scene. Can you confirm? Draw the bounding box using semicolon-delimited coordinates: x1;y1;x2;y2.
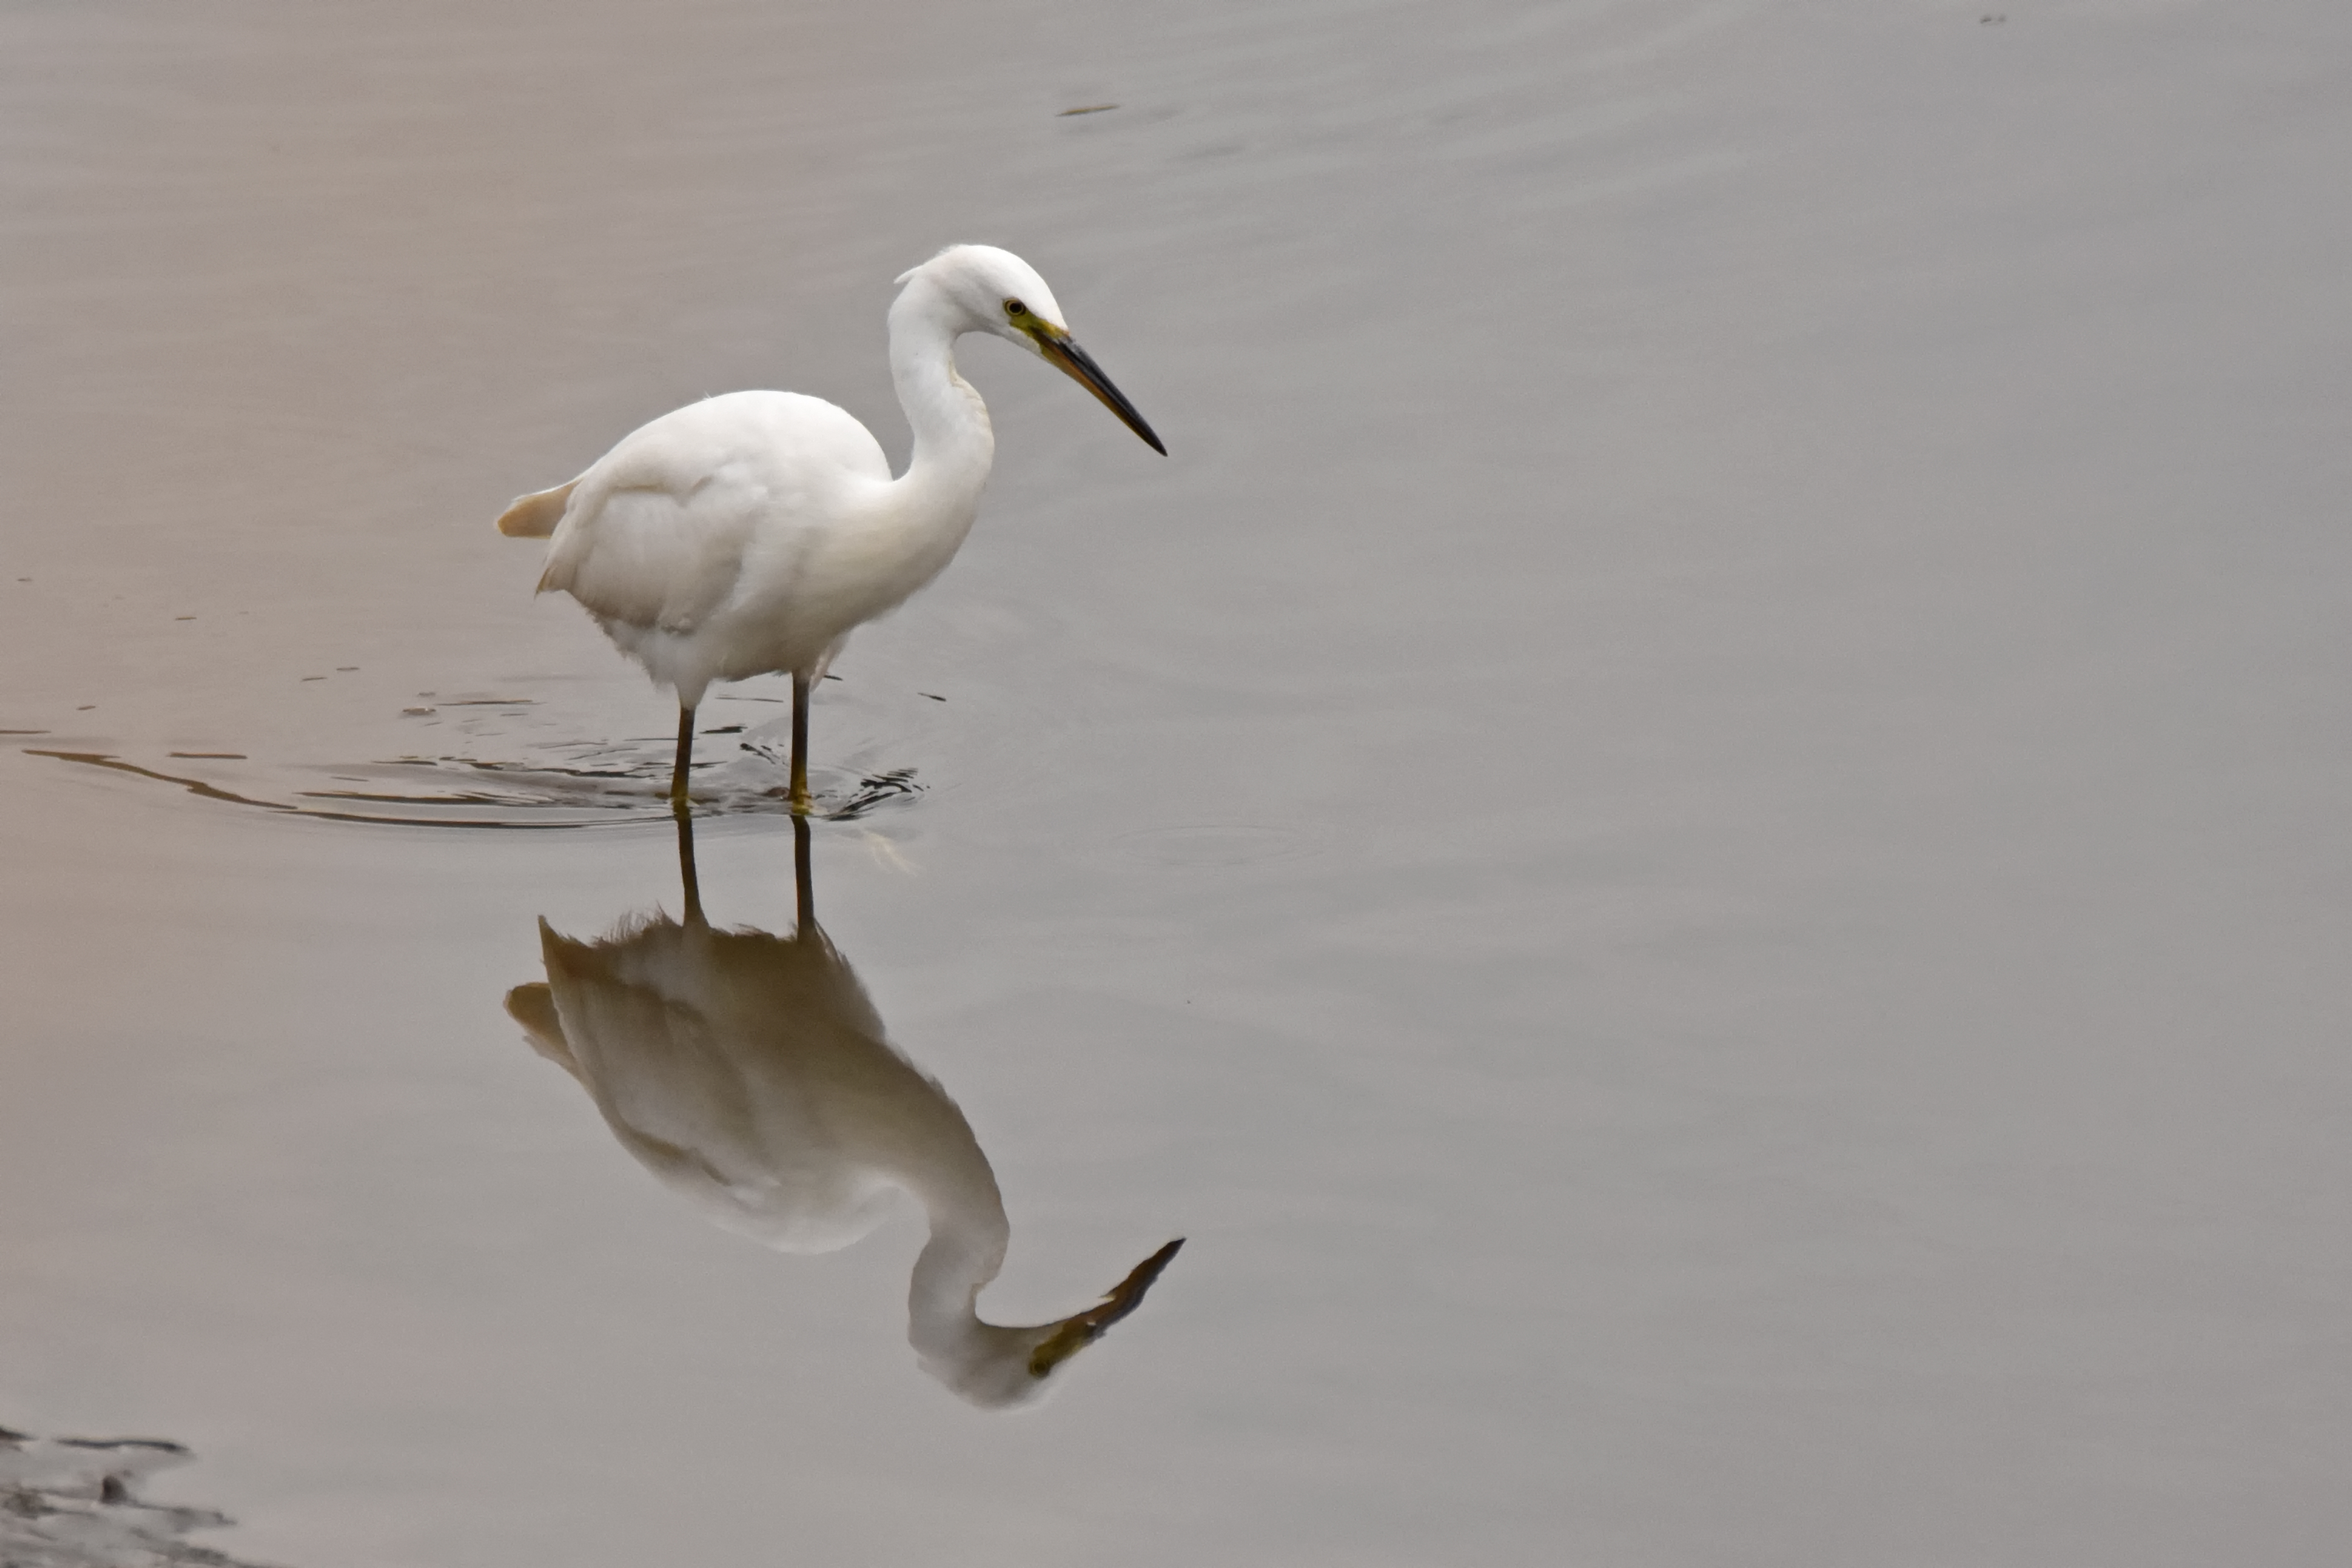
5;2;2350;1564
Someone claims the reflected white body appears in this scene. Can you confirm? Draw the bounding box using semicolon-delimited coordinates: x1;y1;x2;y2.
508;884;1173;1408
520;914;993;1256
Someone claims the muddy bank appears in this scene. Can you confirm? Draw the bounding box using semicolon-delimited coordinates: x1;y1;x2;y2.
1;1424;274;1568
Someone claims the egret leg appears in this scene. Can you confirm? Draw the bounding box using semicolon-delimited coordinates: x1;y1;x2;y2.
790;811;815;938
673;795;705;927
789;673;813;816
670;704;696;807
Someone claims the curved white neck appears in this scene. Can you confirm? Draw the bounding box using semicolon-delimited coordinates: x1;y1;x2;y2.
886;281;997;521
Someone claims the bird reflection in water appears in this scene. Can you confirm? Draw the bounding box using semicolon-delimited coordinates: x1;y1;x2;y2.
503;812;1181;1407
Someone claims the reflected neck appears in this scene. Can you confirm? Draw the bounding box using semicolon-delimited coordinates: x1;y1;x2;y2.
905;1186;1020;1381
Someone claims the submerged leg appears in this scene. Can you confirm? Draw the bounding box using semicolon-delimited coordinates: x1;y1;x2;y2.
790;812;814;938
674;795;705;927
789;672;813;816
670;703;696;807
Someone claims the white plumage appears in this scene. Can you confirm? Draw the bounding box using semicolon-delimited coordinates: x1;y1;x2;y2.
497;244;1163;811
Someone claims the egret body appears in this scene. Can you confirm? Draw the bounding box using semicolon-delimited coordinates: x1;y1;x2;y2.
496;245;1163;811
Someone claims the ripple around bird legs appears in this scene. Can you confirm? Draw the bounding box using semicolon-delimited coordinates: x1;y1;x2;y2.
23;742;925;829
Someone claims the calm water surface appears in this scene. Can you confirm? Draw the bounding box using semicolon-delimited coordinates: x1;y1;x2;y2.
4;2;2350;1564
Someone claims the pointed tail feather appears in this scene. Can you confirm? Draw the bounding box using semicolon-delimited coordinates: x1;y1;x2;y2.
496;479;579;538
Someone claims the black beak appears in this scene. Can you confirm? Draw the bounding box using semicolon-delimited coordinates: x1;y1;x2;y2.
1040;335;1167;454
1024;1237;1187;1377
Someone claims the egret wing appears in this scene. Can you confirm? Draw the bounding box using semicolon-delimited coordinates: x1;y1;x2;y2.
533;392;890;637
539;478;760;634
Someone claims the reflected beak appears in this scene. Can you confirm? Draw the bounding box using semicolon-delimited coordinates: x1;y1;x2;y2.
1027;1236;1185;1377
1038;333;1167;454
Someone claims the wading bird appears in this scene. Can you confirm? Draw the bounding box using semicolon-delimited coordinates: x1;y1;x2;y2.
495;245;1164;813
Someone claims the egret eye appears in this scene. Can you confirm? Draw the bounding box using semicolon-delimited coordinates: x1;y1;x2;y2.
1004;298;1027;318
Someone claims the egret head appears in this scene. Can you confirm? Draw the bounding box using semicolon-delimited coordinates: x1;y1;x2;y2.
913;1236;1186;1410
897;244;1166;454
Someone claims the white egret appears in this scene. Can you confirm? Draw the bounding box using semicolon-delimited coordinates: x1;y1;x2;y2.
495;245;1164;812
504;815;1182;1407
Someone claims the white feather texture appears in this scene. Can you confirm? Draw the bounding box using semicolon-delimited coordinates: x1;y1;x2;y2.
534;391;894;703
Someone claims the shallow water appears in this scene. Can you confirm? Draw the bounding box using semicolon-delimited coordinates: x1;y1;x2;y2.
5;2;2350;1563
